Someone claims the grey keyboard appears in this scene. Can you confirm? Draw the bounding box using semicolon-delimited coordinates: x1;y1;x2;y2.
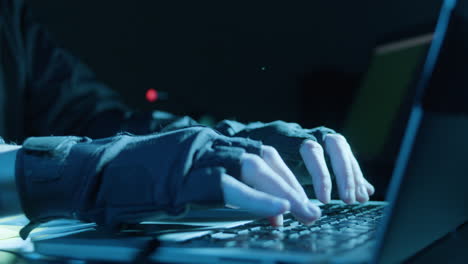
182;203;386;254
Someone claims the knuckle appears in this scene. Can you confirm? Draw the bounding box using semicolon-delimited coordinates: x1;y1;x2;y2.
281;187;301;203
329;134;347;144
322;182;332;193
272;120;288;127
241;154;264;174
346;182;356;191
261;145;279;159
301;140;323;153
356;179;366;187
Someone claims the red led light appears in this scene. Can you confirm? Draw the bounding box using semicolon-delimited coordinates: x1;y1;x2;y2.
145;88;158;102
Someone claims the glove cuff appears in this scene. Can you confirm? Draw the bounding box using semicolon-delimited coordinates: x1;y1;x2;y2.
15;129;263;239
15;137;94;222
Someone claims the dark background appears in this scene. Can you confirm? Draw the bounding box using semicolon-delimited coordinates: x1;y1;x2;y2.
26;0;458;198
26;0;442;128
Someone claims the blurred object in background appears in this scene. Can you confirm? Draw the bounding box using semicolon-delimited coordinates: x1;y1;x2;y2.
145;88;168;103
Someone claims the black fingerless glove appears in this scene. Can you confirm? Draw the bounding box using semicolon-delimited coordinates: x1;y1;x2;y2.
15;127;262;239
215;120;336;184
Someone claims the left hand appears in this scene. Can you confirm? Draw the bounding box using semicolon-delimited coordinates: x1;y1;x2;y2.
300;134;375;204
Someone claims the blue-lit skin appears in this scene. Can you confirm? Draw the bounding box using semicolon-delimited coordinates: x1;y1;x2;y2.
221;134;375;226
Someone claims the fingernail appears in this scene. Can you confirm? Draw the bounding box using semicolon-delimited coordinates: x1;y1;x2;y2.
356;186;363;199
345;189;356;204
268;215;284;227
307;202;321;220
360;186;369;202
368;184;376;196
319;191;331;204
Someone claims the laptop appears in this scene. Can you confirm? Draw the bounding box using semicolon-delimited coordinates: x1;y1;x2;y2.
33;0;468;263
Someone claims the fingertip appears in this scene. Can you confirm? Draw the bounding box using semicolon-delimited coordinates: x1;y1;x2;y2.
318;194;331;204
268;215;284;227
300;202;321;226
366;183;375;196
307;202;322;219
356;185;369;203
300;139;317;149
312;180;332;205
343;189;356;204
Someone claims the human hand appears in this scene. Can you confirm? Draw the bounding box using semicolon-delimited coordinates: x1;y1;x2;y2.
216;120;375;210
15;128;268;238
300;134;375;204
221;134;375;226
222;145;321;226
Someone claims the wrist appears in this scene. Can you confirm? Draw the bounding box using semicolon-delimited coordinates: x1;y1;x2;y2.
0;145;22;213
0;145;22;186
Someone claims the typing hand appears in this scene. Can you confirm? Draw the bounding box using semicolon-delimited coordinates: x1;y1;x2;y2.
216;121;374;210
221;135;375;226
222;145;320;226
300;134;375;204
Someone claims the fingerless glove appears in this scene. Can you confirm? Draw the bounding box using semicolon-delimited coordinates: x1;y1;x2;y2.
215;120;336;184
15;127;262;238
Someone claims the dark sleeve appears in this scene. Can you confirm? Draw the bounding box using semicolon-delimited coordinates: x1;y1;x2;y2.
7;0;201;140
22;17;200;138
9;0;127;138
7;0;331;157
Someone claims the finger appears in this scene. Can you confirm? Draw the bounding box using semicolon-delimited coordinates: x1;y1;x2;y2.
365;180;375;196
324;134;356;204
349;153;372;202
352;164;369;203
300;140;333;204
241;153;321;224
260;146;308;226
345;146;369;203
347;145;375;197
361;173;375;196
268;214;284;227
261;145;308;201
221;174;290;217
351;155;375;196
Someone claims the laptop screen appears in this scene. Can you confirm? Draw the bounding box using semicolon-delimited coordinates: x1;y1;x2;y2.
374;0;468;262
343;34;432;161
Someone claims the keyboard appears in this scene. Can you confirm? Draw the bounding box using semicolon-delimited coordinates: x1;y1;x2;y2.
182;203;386;254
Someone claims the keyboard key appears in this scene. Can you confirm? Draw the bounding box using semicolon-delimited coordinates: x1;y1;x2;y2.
211;233;237;240
288;233;300;240
184;203;386;254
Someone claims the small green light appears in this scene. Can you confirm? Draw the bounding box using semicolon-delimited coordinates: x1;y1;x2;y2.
260;66;266;71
